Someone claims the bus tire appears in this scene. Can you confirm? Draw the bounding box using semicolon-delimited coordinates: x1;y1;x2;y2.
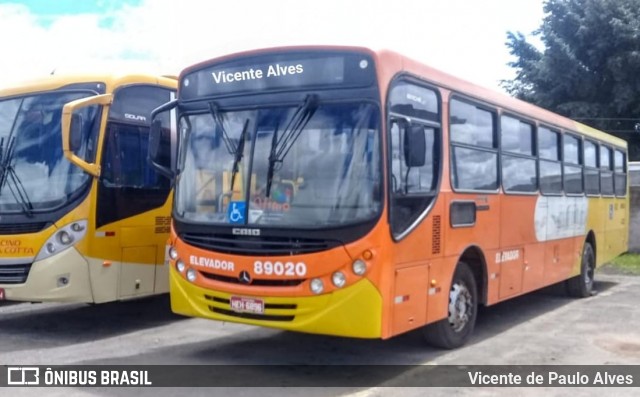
566;242;595;298
422;261;478;349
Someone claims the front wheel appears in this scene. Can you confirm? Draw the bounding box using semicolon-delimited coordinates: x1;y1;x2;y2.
422;262;478;349
566;242;595;298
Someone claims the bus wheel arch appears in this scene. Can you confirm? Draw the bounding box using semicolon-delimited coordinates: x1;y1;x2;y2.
422;247;485;349
566;234;596;298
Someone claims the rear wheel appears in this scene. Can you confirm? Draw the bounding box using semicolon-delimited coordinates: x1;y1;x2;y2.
423;262;478;349
566;242;595;298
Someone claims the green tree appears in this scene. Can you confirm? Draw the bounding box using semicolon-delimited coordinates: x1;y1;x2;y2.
503;0;640;159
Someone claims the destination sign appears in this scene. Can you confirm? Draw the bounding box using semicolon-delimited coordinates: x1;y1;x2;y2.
180;51;376;99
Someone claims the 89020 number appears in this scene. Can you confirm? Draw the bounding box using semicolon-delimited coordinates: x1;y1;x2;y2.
253;261;307;277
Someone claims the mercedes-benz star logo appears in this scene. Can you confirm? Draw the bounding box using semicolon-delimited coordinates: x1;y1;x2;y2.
239;271;252;285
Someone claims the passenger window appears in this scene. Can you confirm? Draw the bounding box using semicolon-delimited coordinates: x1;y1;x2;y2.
450;99;498;191
600;145;614;195
538;126;562;195
584;140;599;195
563;134;583;194
614;149;627;197
501;115;536;193
450;100;496;149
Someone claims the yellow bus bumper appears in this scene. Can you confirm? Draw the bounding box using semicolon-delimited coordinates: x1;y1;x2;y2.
170;266;382;338
1;248;93;303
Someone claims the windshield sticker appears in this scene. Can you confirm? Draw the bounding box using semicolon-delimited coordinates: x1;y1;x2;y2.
227;201;246;224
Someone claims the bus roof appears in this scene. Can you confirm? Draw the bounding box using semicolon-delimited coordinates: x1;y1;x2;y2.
0;73;177;98
178;45;626;149
375;48;627;148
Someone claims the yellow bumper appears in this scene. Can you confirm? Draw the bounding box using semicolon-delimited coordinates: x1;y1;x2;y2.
1;248;93;303
170;266;382;338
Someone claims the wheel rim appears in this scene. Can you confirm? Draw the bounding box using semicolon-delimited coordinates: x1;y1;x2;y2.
448;281;473;332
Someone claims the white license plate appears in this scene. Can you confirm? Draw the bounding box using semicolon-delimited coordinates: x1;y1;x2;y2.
230;296;264;314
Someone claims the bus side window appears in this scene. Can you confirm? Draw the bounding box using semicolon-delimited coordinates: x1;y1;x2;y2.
102;85;174;189
390;120;435;194
387;80;441;238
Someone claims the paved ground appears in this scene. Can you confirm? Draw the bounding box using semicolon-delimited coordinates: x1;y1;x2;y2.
1;272;638;396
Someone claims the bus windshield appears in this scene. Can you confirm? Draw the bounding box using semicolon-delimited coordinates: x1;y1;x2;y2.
0;91;98;213
175;100;382;228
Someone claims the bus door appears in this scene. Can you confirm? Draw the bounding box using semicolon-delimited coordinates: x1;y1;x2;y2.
387;80;443;335
96;85;174;298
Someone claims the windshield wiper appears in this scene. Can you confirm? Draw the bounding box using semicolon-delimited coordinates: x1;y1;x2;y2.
208;101;238;156
0;136;34;217
265;94;319;197
229;118;250;193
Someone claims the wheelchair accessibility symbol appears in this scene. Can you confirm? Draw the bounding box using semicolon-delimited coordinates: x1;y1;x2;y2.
228;201;246;224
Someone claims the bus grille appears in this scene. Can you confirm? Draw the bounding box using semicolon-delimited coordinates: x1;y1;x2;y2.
204;294;296;322
0;222;50;234
0;263;32;284
180;232;339;256
199;270;305;287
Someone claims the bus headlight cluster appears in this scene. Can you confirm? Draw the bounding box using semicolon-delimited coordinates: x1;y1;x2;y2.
186;268;197;282
332;271;346;288
35;220;88;262
352;259;367;276
176;259;185;273
310;278;324;294
169;247;178;261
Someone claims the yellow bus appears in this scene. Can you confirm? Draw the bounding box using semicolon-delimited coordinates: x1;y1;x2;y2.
0;74;176;303
149;46;628;348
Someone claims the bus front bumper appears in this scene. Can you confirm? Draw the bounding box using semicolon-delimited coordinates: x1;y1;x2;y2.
170;266;383;338
0;248;93;303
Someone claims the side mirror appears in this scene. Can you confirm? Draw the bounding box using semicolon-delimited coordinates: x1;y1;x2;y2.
69;113;84;152
148;119;163;160
148;119;174;179
404;124;426;167
148;99;178;179
62;93;112;177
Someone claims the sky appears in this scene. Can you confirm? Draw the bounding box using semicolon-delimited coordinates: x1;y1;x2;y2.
0;0;545;92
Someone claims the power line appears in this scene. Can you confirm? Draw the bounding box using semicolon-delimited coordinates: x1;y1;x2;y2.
574;117;640;121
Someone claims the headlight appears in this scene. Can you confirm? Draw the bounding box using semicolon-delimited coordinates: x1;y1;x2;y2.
352;259;367;276
70;222;85;232
186;268;197;282
35;220;88;262
310;278;324;294
176;260;185;273
169;247;178;260
332;271;346;288
57;231;73;245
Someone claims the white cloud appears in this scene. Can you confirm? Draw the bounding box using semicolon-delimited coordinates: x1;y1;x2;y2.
0;0;544;91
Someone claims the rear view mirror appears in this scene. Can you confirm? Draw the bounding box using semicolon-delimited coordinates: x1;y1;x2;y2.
149;119;163;161
62;93;112;177
148;100;178;179
404;125;426;167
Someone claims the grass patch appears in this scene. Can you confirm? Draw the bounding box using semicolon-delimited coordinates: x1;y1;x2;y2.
600;253;640;275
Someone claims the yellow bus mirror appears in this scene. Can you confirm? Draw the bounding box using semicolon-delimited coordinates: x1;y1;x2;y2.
62;93;112;177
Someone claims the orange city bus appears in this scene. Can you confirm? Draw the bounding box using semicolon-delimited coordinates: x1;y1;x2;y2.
149;46;628;348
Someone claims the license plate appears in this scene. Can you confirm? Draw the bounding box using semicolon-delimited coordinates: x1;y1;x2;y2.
0;288;5;300
230;296;264;314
